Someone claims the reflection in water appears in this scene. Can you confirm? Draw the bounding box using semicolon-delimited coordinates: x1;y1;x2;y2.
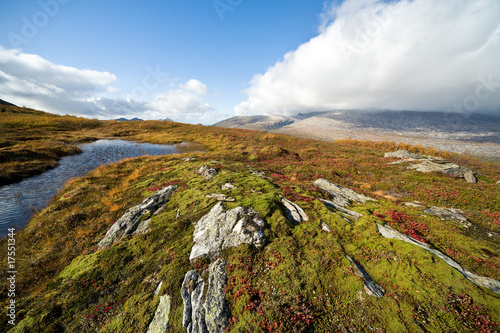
0;140;177;237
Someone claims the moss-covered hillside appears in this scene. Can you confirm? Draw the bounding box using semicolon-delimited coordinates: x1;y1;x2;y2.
1;109;499;332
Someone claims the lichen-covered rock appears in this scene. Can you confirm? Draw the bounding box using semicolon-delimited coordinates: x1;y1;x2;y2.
319;198;363;221
205;193;235;202
195;166;218;180
205;259;229;333
146;295;172;333
281;197;309;224
376;223;500;294
97;185;177;250
182;260;229;333
424;206;471;228
313;178;375;205
345;255;384;298
385;150;422;159
190;202;266;261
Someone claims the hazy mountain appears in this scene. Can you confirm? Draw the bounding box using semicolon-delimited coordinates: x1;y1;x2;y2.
214;110;500;159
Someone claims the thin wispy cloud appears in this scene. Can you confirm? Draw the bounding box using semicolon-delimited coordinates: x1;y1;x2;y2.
235;0;500;116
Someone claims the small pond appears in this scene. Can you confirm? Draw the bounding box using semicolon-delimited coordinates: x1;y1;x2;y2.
0;139;178;237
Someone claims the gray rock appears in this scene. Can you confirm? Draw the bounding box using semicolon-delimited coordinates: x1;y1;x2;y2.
313;179;376;204
181;270;199;328
345;255;384;298
376;223;500;295
247;166;269;179
133;218;152;236
196;166;218;180
147;295;172;333
321;221;332;233
319;198;363;221
221;183;236;190
154;281;162;295
206;194;236;202
281;197;309;224
205;259;229;333
385;150;421;159
464;170;477;183
97;186;177;250
404;202;424;208
184;157;197;161
182;260;229;333
190;202;266;261
424;206;471;228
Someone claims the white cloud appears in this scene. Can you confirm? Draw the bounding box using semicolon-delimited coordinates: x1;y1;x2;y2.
0;47;224;123
235;0;500;116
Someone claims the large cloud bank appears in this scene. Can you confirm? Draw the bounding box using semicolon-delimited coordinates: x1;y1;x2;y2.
235;0;500;116
0;47;219;123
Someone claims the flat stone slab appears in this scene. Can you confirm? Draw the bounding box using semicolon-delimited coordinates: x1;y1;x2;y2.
281;197;309;224
313;178;376;205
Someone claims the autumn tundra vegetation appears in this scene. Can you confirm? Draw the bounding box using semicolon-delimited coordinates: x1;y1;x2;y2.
0;106;499;332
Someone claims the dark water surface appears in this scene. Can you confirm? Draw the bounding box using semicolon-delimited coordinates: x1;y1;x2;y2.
0;139;177;237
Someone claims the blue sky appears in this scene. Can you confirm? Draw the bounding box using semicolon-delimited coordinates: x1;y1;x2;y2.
1;0;499;123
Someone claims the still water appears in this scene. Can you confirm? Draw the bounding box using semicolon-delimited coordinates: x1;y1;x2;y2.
0;139;177;237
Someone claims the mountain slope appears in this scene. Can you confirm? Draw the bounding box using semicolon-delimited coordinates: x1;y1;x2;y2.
1;112;499;332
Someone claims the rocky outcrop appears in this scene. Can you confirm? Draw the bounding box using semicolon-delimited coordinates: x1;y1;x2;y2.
281;197;309;224
345;255;385;298
313;178;375;204
205;194;235;202
182;259;229;333
385;150;422;159
196;166;218;180
97;185;177;250
377;223;500;295
147;295;172;333
190;202;266;261
319;198;363;221
424;206;471;228
385;150;478;183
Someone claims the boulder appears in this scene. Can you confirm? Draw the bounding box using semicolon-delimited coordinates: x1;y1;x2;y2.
182;259;229;333
196;166;218;180
464;170;477;183
345;255;384;298
281;197;309;224
147;295;172;333
190;202;266;261
97;185;177;250
376;223;500;295
313;179;375;205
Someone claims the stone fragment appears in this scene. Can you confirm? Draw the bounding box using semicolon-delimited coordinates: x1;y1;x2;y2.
464;170;477;183
154;281;162;295
147;295;172;333
319;198;363;221
345;255;384;298
190;202;266;261
97;185;177;250
404;202;423;208
205;193;235;202
221;183;236;190
195;166;218;180
321;221;332;233
281;197;309;224
313;179;376;204
376;223;500;295
184;157;196;161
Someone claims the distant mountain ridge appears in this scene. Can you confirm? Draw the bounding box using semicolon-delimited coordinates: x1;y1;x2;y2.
214;110;500;159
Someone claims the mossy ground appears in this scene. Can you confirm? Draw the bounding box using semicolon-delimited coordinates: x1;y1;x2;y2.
0;109;499;332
